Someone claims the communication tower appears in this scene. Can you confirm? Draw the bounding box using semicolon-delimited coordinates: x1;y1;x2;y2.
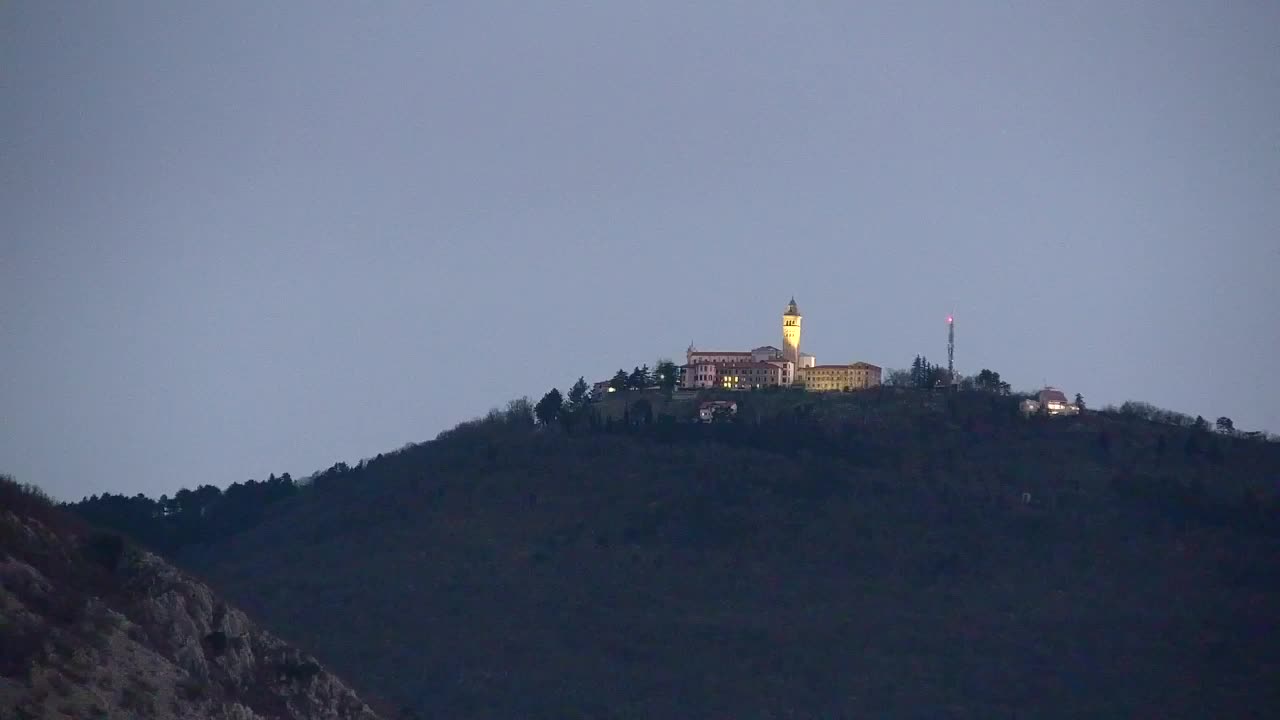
947;314;956;387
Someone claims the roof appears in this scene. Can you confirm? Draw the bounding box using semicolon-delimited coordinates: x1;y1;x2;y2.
688;351;752;356
803;362;881;370
718;361;785;371
752;345;781;352
849;362;882;370
1039;388;1070;403
784;297;801;316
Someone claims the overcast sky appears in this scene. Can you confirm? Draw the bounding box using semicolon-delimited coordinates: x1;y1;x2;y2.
3;2;1278;500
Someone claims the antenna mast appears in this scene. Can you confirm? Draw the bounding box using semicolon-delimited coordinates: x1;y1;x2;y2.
947;314;956;387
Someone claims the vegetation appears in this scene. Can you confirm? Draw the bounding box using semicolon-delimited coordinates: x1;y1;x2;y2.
70;473;299;554
908;354;949;388
972;368;1012;394
0;475;126;676
48;386;1280;718
533;388;563;426
608;368;629;392
0;475;383;720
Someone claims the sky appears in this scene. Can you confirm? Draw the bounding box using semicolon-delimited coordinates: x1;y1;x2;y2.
3;2;1278;500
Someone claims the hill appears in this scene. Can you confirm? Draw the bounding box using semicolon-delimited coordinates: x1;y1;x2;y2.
0;477;385;720
80;389;1280;717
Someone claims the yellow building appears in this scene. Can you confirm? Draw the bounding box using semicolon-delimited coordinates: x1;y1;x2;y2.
679;297;885;393
782;297;802;368
799;361;882;392
715;361;788;390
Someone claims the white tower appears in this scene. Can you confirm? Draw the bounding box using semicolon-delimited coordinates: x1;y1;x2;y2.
782;297;802;369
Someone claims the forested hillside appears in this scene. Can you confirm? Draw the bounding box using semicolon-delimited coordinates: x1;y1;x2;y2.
70;389;1280;718
0;477;384;720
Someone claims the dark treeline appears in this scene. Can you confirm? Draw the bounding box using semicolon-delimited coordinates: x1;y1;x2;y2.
69;474;299;553
67;383;1279;556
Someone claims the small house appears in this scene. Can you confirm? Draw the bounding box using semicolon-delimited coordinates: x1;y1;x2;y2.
698;400;738;423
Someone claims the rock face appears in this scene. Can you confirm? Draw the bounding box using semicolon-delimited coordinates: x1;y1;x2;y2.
0;497;383;720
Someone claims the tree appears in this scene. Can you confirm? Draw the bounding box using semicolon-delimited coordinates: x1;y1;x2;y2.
924;364;949;389
654;359;679;391
504;397;535;426
1192;415;1209;432
974;369;1004;392
1075;393;1085;410
906;355;950;389
910;355;927;388
609;369;629;392
1216;416;1234;435
627;366;649;390
534;388;563;425
884;368;913;387
566;377;590;409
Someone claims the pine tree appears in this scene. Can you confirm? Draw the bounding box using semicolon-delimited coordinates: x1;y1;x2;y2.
534;388;563;425
627;366;648;390
610;369;629;392
567;377;590;408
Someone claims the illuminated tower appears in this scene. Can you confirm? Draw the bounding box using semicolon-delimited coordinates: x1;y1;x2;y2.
782;297;802;369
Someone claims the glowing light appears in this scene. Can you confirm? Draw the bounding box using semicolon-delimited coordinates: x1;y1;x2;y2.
947;316;953;323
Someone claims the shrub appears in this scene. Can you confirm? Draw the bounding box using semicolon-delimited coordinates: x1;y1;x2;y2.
204;630;229;657
82;532;127;572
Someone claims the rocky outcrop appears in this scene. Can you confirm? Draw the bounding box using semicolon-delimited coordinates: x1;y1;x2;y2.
0;504;382;720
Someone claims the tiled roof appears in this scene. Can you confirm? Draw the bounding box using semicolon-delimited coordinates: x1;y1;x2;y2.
1039;388;1069;403
689;351;752;356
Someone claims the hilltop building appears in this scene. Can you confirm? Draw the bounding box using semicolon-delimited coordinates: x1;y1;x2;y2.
1020;387;1080;417
680;298;877;392
800;361;883;392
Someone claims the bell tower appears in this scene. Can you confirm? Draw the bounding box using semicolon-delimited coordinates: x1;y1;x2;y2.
782;297;802;368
